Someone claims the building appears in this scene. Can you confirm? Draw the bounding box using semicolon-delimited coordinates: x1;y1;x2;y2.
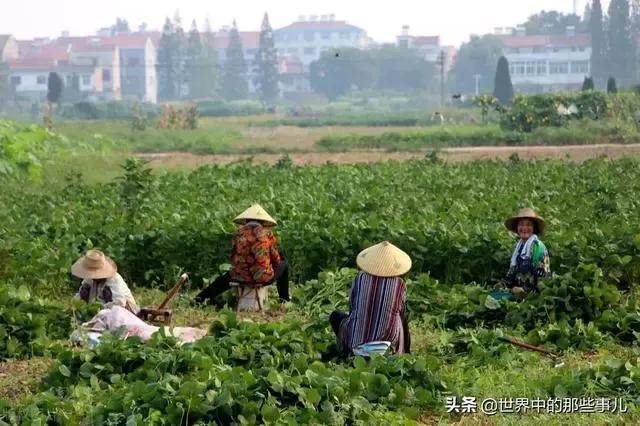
274;15;370;69
278;55;309;95
396;26;456;73
496;26;591;93
10;32;159;102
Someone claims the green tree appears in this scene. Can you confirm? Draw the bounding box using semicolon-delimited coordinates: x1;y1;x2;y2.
590;0;607;87
523;11;582;35
47;72;63;103
309;48;375;100
582;76;595;90
201;18;219;98
110;18;131;35
157;17;176;100
373;45;434;92
173;11;187;98
186;20;204;99
221;20;248;100
255;13;280;105
449;35;503;94
493;56;514;104
607;76;618;93
608;0;636;86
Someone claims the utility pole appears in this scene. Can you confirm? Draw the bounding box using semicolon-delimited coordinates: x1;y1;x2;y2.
473;74;481;96
438;50;446;108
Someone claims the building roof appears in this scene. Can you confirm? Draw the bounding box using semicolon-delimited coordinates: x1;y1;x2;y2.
498;34;590;48
213;31;260;49
276;20;364;33
9;57;57;71
410;35;440;46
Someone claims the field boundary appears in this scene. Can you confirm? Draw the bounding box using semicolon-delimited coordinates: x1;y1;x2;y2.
137;143;640;167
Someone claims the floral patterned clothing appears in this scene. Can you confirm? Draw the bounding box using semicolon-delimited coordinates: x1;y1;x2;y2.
229;221;282;284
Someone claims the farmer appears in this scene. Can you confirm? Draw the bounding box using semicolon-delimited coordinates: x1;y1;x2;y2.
193;204;290;306
330;241;412;356
504;208;551;297
72;249;140;314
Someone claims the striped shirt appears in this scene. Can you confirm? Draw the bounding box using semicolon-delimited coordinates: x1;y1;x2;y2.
339;271;407;354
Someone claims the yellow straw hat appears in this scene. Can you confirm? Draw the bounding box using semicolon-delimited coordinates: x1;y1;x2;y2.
505;208;546;235
71;249;117;280
233;204;277;226
356;241;412;277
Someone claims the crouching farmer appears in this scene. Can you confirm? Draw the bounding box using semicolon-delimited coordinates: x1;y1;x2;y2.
72;249;140;314
504;208;551;298
330;241;412;356
193;204;290;307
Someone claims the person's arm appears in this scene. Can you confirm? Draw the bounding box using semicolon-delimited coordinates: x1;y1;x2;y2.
267;230;282;266
104;275;136;310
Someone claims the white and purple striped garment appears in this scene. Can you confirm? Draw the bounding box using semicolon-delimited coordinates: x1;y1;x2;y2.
339;271;407;354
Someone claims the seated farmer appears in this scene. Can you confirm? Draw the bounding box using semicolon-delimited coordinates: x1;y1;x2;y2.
72;249;140;314
330;241;412;356
193;204;290;305
504;208;551;297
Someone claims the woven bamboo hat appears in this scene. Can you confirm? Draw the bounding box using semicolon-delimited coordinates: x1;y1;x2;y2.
71;249;117;280
233;204;277;226
356;241;412;277
505;208;546;235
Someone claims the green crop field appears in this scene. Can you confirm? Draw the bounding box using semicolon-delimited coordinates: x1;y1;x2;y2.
1;103;640;425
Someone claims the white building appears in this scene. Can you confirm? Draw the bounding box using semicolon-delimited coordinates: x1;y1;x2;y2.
274;15;370;69
396;26;455;73
496;26;591;93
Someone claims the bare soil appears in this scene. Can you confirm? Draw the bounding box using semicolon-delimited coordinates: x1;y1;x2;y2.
138;144;640;168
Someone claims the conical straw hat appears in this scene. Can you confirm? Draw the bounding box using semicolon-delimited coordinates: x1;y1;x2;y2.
505;208;546;235
71;249;117;280
233;204;277;225
356;241;412;277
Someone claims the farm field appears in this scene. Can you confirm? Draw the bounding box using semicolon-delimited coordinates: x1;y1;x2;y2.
1;149;640;424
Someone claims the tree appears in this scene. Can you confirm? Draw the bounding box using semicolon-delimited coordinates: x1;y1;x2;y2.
157;17;176;100
111;18;131;35
47;72;63;103
373;46;434;92
0;62;11;110
582;76;595;90
255;13;280;105
493;56;514;104
631;0;640;80
607;76;618;93
450;35;503;94
608;0;636;86
173;11;187;98
200;18;219;98
309;48;375;100
186;20;204;99
523;10;582;35
590;0;607;87
221;20;248;100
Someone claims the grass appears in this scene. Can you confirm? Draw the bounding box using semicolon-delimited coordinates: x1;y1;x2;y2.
315;120;640;152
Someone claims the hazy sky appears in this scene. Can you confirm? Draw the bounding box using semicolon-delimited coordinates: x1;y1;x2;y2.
3;0;603;47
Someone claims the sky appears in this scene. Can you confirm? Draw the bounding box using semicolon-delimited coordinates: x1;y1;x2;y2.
2;0;605;47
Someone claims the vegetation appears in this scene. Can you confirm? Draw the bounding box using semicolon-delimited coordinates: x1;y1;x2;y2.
493;56;514;105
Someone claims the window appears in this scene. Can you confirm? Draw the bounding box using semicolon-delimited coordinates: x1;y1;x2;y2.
549;62;569;74
304;47;316;56
322;32;330;40
553;47;560;53
509;61;525;76
287;48;298;55
82;74;91;85
533;47;545;53
536;61;547;75
526;62;535;75
340;32;350;39
127;57;140;67
65;75;73;86
102;69;111;82
571;60;589;74
579;47;586;52
37;75;46;84
10;76;21;86
246;49;257;56
304;31;314;41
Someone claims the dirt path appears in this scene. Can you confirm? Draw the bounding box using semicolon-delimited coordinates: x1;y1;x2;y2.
138;144;640;168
